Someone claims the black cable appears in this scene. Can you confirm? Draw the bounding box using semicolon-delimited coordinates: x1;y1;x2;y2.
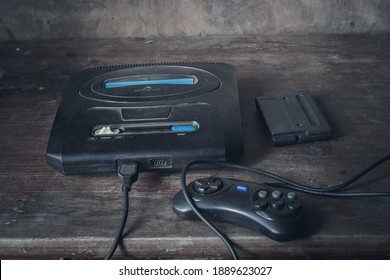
180;155;390;259
182;155;390;197
317;154;390;192
104;161;139;260
103;156;388;259
180;163;239;260
104;187;130;260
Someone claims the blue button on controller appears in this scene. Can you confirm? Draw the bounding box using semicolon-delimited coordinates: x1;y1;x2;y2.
236;185;249;192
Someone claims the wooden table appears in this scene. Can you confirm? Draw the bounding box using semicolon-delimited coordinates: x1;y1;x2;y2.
1;34;389;259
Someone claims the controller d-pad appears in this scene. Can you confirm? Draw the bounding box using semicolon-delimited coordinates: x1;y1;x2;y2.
193;177;223;194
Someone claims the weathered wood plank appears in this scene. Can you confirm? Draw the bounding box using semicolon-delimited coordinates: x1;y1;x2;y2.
0;34;389;259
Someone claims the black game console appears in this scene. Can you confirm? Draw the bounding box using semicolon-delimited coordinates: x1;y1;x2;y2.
46;62;244;174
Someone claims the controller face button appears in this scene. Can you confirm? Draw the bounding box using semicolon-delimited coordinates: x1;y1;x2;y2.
272;190;282;199
271;199;285;210
253;199;268;210
258;190;269;199
288;201;302;211
287;192;297;200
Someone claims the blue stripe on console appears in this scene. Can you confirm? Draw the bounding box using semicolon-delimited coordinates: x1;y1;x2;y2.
105;78;195;88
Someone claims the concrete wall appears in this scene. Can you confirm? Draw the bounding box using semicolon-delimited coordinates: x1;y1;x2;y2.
1;0;389;40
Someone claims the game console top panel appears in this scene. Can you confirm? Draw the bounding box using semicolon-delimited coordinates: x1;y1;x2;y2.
46;62;244;174
79;63;222;103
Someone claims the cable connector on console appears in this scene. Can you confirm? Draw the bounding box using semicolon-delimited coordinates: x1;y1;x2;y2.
118;160;139;191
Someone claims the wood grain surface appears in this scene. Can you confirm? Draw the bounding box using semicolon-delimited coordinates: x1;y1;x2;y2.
0;34;389;259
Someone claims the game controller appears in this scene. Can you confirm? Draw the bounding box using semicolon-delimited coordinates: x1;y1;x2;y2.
172;177;307;241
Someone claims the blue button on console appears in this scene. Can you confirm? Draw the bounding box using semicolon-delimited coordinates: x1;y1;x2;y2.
171;124;198;132
236;185;249;192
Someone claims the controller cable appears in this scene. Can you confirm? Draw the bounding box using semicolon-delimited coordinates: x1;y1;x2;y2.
180;155;390;259
104;161;139;260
